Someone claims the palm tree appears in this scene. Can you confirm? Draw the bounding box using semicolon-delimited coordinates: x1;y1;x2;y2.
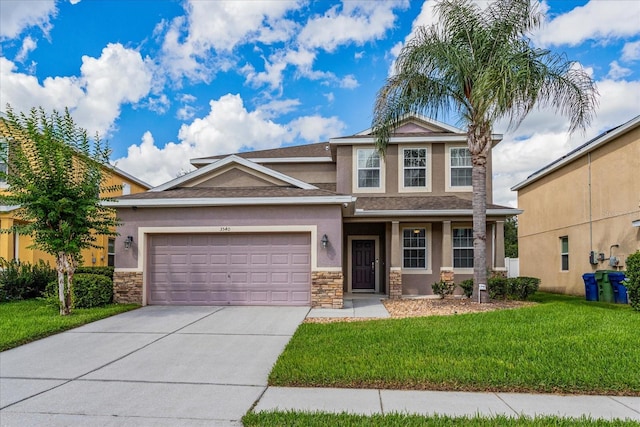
373;0;597;302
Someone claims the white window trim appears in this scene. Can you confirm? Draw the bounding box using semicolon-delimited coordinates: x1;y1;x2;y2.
352;146;385;193
452;225;474;273
401;224;432;274
445;144;472;192
398;146;431;193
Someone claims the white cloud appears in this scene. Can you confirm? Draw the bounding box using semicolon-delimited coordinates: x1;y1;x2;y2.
535;1;640;47
15;36;37;62
145;94;170;114
622;40;640;62
297;1;407;52
289;115;345;142
0;0;56;40
0;43;153;136
256;98;301;119
607;61;632;80
339;74;359;89
115;93;346;186
176;105;196;121
159;0;301;83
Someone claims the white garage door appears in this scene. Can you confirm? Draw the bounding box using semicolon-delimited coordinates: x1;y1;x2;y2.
148;233;311;306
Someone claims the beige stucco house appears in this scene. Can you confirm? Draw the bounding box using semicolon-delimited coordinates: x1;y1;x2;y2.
110;115;518;307
512;115;640;295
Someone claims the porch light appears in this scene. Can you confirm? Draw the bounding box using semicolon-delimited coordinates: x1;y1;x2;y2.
321;234;329;249
124;235;134;249
413;229;421;234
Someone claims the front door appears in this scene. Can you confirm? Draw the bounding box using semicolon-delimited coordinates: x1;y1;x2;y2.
352;239;376;291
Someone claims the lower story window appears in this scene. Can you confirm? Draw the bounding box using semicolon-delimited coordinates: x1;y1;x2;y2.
403;228;427;269
108;238;115;267
453;227;474;268
560;236;569;271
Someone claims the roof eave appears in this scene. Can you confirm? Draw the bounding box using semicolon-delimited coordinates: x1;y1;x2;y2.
354;208;522;217
104;196;356;208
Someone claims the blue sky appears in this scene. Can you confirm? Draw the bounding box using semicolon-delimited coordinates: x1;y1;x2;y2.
1;0;639;206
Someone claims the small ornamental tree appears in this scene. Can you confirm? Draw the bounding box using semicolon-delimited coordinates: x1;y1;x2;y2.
0;106;120;315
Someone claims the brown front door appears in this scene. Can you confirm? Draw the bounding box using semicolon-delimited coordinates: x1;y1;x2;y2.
352;239;375;291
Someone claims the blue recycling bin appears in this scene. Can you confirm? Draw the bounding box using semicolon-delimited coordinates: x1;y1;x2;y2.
582;273;598;301
608;272;628;304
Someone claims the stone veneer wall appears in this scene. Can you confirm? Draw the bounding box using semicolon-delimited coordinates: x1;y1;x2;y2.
311;271;343;309
389;268;402;299
113;271;143;304
440;269;455;285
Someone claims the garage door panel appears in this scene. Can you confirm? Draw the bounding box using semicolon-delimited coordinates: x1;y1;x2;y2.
148;233;311;305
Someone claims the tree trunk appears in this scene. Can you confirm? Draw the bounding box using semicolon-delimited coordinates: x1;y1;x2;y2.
57;253;69;315
469;126;492;303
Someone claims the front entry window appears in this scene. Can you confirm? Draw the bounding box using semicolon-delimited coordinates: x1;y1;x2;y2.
403;228;427;269
453;228;474;268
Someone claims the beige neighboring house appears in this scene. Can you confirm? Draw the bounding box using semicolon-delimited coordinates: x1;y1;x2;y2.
512;115;640;295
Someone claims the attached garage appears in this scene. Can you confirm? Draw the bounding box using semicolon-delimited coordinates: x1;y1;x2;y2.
148;233;311;306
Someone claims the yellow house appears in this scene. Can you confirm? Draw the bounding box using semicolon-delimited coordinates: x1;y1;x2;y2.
512;115;640;295
0;166;150;268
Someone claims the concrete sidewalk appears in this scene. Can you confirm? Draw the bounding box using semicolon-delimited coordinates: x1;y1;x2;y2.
307;293;390;319
254;387;640;421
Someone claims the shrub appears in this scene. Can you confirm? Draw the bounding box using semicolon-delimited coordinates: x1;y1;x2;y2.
46;273;113;308
459;279;474;298
75;266;114;279
431;280;455;299
488;276;510;300
626;251;640;311
509;276;540;300
0;259;56;301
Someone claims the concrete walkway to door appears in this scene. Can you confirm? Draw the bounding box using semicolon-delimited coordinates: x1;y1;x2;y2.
0;305;309;426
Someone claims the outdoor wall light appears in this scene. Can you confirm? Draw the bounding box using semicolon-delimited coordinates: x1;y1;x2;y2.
124;235;134;249
321;234;329;249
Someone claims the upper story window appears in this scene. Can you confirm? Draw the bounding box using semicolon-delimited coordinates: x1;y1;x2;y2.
402;148;428;190
453;227;474;269
450;147;472;188
356;148;381;189
107;238;115;267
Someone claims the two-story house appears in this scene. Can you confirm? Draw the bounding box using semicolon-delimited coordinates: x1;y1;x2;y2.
110;115;518;308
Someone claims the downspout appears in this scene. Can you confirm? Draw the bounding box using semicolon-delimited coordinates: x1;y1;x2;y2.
588;152;593;254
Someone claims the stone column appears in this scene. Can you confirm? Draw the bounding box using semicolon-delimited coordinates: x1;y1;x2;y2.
311;271;343;308
113;271;143;304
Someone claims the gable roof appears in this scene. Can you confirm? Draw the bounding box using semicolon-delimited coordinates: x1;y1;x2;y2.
512;115;640;191
356;114;464;135
150;154;318;192
190;142;336;166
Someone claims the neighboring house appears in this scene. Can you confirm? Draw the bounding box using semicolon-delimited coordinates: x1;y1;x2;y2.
110;115;519;307
512;115;640;295
0;165;150;268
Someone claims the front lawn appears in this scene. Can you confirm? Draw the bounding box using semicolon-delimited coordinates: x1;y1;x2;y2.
270;293;640;395
243;412;638;426
0;299;139;351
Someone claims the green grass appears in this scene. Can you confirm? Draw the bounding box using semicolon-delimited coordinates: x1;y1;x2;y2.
270;293;640;395
0;299;139;351
243;411;638;426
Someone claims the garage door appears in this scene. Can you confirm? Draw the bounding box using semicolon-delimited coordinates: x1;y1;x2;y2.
148;233;311;306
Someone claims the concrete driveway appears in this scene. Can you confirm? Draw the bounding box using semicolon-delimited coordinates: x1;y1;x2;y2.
0;305;309;426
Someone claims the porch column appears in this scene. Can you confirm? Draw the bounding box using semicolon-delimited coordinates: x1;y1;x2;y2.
494;220;506;272
389;221;402;299
440;220;454;284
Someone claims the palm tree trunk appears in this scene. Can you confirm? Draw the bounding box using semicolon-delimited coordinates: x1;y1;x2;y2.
469;126;491;303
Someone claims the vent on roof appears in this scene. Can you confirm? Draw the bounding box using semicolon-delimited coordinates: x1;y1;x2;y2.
325;145;329;151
